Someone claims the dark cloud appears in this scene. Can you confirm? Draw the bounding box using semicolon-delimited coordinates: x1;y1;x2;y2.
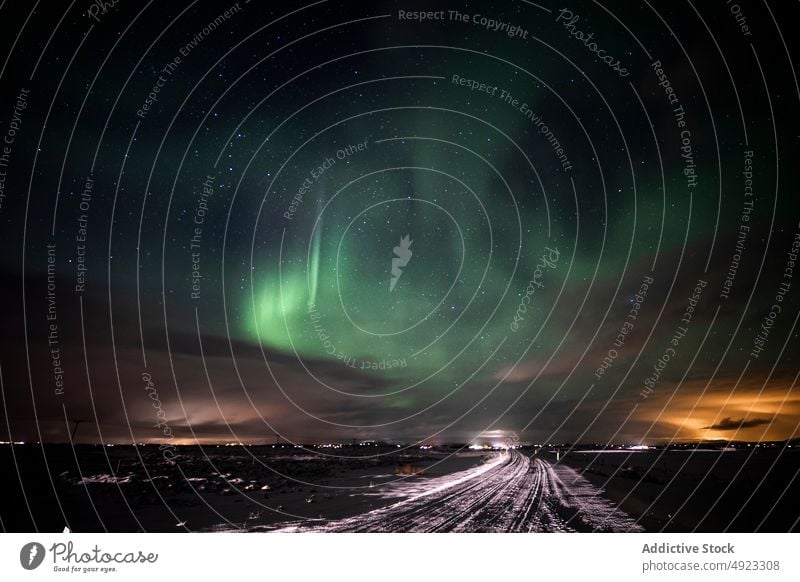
702;417;771;431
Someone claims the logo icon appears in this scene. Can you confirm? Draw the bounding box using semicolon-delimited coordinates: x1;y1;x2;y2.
390;235;413;292
20;542;45;570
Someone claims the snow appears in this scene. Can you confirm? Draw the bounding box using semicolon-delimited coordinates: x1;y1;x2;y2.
268;451;641;533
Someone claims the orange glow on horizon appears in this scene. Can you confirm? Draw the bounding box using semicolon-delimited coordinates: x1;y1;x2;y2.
636;375;800;442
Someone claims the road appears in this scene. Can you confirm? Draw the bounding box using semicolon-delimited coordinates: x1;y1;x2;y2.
276;451;643;532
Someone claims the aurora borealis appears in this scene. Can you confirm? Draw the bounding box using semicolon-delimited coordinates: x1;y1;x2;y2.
0;0;798;449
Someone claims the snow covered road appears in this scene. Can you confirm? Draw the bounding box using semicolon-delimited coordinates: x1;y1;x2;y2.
276;451;643;532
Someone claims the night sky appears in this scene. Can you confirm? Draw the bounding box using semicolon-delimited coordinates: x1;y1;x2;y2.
1;0;799;446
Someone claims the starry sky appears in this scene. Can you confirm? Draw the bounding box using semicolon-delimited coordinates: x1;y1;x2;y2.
0;0;799;446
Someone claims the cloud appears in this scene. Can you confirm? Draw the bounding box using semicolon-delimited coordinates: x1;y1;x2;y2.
702;417;771;431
